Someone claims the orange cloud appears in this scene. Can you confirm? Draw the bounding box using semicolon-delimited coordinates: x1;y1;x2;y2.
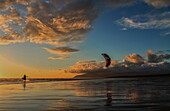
66;60;118;73
23;17;63;45
145;50;154;56
0;8;24;45
124;53;145;64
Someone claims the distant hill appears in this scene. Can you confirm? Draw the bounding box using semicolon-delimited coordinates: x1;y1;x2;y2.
74;72;170;79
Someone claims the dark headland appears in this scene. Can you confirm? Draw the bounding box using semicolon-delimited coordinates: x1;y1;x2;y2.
74;73;170;79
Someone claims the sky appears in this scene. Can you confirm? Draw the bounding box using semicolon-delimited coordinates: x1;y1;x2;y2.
0;0;170;78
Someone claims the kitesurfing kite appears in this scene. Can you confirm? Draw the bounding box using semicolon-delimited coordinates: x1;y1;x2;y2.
101;53;111;67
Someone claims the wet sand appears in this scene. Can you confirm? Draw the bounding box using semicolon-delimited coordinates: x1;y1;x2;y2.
0;77;170;111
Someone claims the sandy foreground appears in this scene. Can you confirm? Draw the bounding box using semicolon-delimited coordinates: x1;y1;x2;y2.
0;77;170;111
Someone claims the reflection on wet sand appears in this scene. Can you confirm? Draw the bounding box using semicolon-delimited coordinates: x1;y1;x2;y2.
105;82;112;106
0;77;170;111
66;78;170;110
22;81;26;90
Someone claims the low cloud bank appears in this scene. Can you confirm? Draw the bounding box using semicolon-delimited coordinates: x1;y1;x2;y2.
64;50;170;78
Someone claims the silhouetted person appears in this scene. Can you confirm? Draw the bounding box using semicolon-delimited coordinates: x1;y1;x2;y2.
22;75;27;90
22;75;27;80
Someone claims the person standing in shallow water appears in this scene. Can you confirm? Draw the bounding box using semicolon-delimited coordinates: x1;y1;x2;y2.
22;75;28;90
22;75;27;80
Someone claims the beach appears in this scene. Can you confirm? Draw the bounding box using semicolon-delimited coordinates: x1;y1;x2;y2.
0;77;170;111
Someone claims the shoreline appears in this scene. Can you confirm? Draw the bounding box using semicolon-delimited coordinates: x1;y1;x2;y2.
106;73;170;78
1;73;170;81
74;73;170;79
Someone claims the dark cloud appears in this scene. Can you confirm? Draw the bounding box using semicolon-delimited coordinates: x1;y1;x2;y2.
44;47;79;55
156;51;165;54
0;0;16;11
76;61;96;64
146;50;170;63
147;54;160;63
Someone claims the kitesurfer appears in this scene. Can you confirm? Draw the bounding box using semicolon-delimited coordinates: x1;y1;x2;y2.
22;75;27;81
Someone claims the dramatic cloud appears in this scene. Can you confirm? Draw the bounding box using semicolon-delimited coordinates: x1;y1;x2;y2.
48;56;69;60
23;0;98;45
117;12;170;35
0;0;28;11
44;47;79;55
144;0;170;8
117;12;170;29
145;50;159;63
0;0;136;46
64;50;170;78
1;0;169;45
0;0;137;60
146;50;170;63
124;53;145;64
0;8;24;45
67;60;118;73
23;17;62;45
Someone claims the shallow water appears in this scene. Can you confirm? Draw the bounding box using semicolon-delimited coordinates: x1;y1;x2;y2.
0;77;170;111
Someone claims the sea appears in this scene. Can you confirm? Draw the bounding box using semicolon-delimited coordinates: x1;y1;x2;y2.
0;77;170;111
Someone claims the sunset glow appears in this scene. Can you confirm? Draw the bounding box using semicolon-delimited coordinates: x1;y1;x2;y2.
0;0;170;78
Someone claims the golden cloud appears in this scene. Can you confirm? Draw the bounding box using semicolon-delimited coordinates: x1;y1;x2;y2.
0;0;98;46
23;17;62;45
0;0;136;46
124;53;145;64
0;8;24;45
